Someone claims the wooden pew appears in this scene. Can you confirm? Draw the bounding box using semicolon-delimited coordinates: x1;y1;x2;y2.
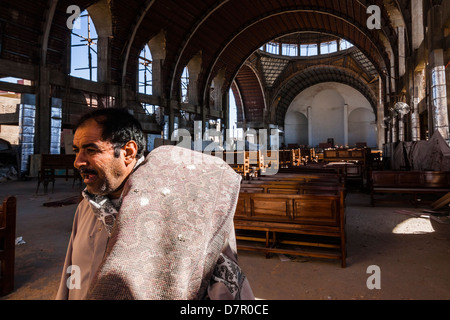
323;148;368;166
36;154;82;193
324;162;364;189
370;170;450;206
236;171;346;266
279;150;292;168
246;150;265;176
234;192;346;267
262;150;280;174
255;171;344;184
0;196;16;296
215;151;250;179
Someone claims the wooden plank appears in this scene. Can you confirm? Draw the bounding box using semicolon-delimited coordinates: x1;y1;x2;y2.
432;192;450;210
0;196;17;297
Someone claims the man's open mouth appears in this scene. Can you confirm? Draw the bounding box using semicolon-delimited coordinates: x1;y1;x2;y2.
80;169;98;184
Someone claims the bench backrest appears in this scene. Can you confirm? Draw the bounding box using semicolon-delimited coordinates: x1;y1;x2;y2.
236;193;342;228
0;196;16;296
372;171;450;188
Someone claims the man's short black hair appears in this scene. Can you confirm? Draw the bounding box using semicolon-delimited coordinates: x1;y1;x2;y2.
75;108;147;159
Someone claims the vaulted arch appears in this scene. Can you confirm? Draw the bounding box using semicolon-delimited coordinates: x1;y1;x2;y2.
232;64;265;126
274;66;378;125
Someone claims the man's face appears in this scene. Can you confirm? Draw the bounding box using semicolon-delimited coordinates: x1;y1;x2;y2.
73;119;129;198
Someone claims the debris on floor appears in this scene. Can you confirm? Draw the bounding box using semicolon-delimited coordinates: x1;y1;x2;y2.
15;236;26;245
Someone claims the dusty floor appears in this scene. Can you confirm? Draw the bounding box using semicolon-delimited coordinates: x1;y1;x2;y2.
0;178;449;300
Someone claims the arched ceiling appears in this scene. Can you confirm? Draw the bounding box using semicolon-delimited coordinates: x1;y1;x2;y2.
232;65;265;125
1;0;405;119
274;66;378;125
112;0;398;102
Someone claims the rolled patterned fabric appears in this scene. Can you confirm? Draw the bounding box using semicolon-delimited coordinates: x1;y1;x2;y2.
87;145;253;300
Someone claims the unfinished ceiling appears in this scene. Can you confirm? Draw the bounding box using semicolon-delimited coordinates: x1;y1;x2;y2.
0;0;406;126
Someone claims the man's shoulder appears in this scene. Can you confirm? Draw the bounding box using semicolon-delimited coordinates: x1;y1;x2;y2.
75;197;92;218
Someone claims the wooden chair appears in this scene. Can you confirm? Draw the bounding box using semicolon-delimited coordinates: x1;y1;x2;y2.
36;154;81;193
0;196;17;296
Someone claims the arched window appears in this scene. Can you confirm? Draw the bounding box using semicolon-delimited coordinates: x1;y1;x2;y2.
70;10;98;81
229;88;238;139
282;43;298;56
181;66;189;103
320;40;338;54
339;39;354;50
266;42;279;55
138;44;152;95
300;43;318;56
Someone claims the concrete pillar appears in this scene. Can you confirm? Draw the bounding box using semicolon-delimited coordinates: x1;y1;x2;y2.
187;53;202;106
19;94;36;174
343;104;348;146
392;116;397;143
411;71;422;141
429;50;449;140
307;106;312;147
398;26;406;78
212;69;225;112
428;4;449;140
151;58;163;97
376;78;385;149
36;67;51;154
97;36;111;84
411;0;424;51
148;30;166;97
398;115;404;142
50;98;62;154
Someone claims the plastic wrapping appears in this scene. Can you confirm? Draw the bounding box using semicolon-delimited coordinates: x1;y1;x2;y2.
18;104;36;174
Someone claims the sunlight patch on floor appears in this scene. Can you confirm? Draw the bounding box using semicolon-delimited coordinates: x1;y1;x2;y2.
392;217;435;234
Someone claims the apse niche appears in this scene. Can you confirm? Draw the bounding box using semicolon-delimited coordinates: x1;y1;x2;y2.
284;82;376;148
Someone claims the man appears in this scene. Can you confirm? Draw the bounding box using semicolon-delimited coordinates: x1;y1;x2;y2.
56;108;253;300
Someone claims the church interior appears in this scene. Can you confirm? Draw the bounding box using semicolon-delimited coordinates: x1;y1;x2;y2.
1;0;450;300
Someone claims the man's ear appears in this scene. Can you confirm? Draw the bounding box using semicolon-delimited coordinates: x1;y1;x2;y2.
123;140;138;165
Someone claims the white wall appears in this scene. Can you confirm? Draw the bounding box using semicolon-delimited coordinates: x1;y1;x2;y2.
284;82;376;148
285;110;308;146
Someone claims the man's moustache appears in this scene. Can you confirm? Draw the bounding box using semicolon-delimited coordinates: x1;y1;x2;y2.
79;168;97;175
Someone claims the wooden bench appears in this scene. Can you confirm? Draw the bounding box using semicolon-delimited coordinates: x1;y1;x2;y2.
323;148;369;166
325;162;364;189
234;192;346;267
0;196;16;296
370;170;450;206
253;171;345;185
36;154;82;193
212;151;251;179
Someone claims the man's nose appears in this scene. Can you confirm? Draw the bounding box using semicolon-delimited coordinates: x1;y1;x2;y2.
74;151;87;169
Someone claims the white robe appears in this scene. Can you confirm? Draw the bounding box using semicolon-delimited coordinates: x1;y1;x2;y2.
55;199;109;300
